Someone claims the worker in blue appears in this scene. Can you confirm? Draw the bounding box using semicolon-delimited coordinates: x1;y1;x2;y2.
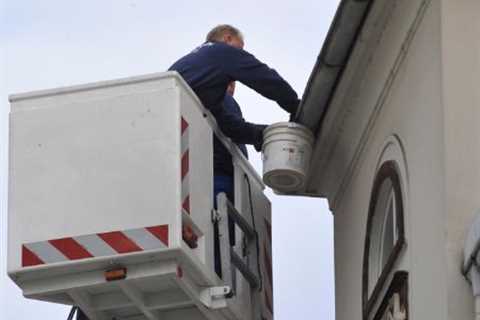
212;82;267;276
169;23;299;202
169;24;299;276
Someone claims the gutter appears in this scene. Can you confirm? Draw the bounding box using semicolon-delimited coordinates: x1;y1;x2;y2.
295;0;375;135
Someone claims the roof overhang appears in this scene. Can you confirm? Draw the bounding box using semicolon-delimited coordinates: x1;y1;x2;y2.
281;0;375;200
296;0;374;133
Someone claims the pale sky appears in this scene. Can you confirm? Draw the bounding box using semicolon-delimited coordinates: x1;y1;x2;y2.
0;1;339;319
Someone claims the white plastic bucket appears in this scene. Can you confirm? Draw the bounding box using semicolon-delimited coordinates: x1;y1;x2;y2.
262;122;314;192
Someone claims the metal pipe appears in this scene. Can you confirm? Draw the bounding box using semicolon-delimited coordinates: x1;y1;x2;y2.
225;201;256;240
230;249;260;290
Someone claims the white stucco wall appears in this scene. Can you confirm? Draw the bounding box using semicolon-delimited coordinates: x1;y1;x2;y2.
441;0;480;319
334;1;447;318
309;0;462;319
302;0;480;317
318;0;480;319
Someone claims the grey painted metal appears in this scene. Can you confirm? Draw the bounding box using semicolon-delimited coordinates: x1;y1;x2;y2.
68;289;109;320
230;249;260;290
217;193;260;290
118;282;161;320
217;193;235;295
198;286;231;309
225;201;255;241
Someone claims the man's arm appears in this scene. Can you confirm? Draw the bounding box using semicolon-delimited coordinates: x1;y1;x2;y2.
217;44;300;115
213;95;267;150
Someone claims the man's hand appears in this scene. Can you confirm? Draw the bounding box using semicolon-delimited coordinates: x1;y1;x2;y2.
289;100;301;122
254;125;268;152
289;112;297;122
182;225;198;249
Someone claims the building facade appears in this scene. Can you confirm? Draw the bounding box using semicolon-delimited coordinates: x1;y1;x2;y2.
295;0;480;319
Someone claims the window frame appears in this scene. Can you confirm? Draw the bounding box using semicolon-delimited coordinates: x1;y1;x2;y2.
372;271;409;320
363;161;406;318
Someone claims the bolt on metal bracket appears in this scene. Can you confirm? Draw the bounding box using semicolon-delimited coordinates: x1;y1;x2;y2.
199;286;231;309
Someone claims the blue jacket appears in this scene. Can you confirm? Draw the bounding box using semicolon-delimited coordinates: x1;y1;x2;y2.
214;94;266;176
169;42;300;116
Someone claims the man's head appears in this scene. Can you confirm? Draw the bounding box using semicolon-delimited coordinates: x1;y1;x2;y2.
226;82;236;96
206;24;244;49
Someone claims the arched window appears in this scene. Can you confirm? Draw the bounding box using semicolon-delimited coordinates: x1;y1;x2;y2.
363;161;406;318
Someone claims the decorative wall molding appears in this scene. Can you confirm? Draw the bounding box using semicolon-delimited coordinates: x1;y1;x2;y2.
330;0;431;211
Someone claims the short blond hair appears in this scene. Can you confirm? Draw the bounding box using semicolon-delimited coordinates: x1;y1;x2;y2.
206;24;243;42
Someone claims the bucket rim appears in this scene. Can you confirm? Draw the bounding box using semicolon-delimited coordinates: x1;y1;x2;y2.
263;122;314;145
263;169;306;192
263;121;312;133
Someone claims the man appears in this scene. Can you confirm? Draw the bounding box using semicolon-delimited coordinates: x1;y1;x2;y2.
169;24;299;272
212;83;267;276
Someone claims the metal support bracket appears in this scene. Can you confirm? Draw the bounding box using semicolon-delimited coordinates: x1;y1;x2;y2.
199;286;231;309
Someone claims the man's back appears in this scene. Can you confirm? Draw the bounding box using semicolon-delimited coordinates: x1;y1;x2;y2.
169;42;230;111
214;94;249;177
169;41;300;116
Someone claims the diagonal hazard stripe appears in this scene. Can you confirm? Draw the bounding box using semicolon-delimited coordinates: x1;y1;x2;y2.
22;245;45;267
49;238;93;260
74;234;117;257
22;227;169;267
181;150;189;179
181;173;190;200
123;228;166;250
24;241;67;264
181;131;189;154
146;225;169;247
181;117;189;134
182;195;190;214
97;231;142;254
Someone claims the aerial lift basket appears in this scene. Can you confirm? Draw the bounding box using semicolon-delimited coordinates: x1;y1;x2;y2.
8;73;273;320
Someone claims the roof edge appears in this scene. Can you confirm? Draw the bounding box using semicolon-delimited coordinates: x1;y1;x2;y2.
296;0;375;134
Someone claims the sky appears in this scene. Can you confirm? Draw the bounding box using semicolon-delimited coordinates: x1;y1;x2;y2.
0;1;339;319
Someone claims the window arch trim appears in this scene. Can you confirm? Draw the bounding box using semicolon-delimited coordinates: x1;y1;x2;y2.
362;160;406;318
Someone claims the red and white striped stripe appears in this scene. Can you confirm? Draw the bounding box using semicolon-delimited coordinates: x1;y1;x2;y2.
181;117;190;215
22;225;169;267
180;116;199;249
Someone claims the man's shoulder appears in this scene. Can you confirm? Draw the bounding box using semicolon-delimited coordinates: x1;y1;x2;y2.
182;42;235;62
194;41;236;53
191;42;214;52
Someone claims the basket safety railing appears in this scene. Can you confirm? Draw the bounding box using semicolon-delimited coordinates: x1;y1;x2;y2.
215;192;261;295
